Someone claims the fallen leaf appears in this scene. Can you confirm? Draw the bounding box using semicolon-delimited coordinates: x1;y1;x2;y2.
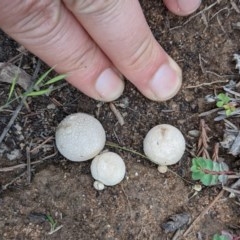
0;62;31;90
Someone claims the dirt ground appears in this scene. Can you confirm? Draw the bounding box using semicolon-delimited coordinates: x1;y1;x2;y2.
0;1;240;239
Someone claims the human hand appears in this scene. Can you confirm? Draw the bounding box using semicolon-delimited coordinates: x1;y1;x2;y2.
0;0;201;102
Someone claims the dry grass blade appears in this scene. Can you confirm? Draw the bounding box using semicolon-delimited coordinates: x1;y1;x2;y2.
182;190;225;238
109;103;125;126
0;60;41;145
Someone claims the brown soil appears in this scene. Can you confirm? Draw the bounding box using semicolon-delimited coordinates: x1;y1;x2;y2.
0;1;240;239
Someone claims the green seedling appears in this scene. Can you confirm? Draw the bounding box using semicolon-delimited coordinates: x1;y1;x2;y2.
7;73;18;102
191;157;231;186
46;214;59;232
216;93;236;116
45;213;63;234
1;68;66;111
213;234;230;240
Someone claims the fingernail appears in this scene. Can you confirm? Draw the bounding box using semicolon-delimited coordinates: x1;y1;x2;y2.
150;58;182;101
95;68;124;101
177;0;201;14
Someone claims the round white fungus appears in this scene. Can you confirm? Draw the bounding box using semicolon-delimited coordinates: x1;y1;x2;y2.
91;152;126;187
55;113;106;162
143;124;185;166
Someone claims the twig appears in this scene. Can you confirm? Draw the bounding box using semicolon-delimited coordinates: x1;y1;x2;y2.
106;141;148;159
182;189;225;238
172;228;184;240
212;143;219;161
0;60;41;145
222;186;240;195
109;103;125;126
26;146;31;184
198;54;205;74
0;151;57;172
186;80;228;89
199;108;221;117
183;2;219;25
1;172;26;192
30;136;54;153
205;71;237;79
231;0;240;13
223;87;240;98
121;184;133;221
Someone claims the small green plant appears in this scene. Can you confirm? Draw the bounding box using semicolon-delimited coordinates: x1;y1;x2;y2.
1;68;66;111
46;214;58;232
213;234;230;240
7;73;18;101
216;93;236;116
191;157;231;186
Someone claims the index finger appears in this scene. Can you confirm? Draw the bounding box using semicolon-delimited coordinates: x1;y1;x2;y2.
63;0;182;101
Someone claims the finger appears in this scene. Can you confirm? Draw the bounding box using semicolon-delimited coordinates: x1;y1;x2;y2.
0;0;124;102
63;0;182;101
163;0;201;16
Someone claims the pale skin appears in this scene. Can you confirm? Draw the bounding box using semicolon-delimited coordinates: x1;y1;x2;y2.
0;0;201;102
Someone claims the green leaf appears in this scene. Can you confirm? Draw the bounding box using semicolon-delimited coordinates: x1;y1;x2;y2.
192;171;205;180
7;74;18;101
35;67;54;86
191;157;229;186
216;101;224;107
217;93;230;104
24;89;50;96
225;108;232;116
201;174;218;186
43;74;66;86
212;234;229;240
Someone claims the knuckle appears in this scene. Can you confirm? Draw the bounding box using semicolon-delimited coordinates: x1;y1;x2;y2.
125;34;155;71
0;0;60;36
65;0;122;16
64;40;99;74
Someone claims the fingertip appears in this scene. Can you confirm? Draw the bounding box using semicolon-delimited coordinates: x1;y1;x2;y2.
67;68;125;102
163;0;201;16
148;57;182;101
95;68;125;102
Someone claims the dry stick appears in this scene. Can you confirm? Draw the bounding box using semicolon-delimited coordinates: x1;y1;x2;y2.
231;0;240;13
199;108;221;117
30;136;54;153
223;186;240;195
109;102;125;126
1;172;26;192
0;60;41;145
186;80;229;89
183;1;219;26
182;189;225;238
0;151;57;172
205;71;237;79
198;54;205;74
26;146;31;184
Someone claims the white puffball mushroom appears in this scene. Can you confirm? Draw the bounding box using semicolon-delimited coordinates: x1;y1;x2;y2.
143;124;185;166
55;113;106;162
93;181;105;191
91;152;126;188
158;165;168;173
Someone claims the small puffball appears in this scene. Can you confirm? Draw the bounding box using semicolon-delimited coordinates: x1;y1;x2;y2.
91;152;126;186
144;124;185;166
55;113;106;162
158;165;168;173
93;181;105;191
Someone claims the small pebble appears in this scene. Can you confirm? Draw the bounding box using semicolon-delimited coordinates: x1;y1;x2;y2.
188;130;200;138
